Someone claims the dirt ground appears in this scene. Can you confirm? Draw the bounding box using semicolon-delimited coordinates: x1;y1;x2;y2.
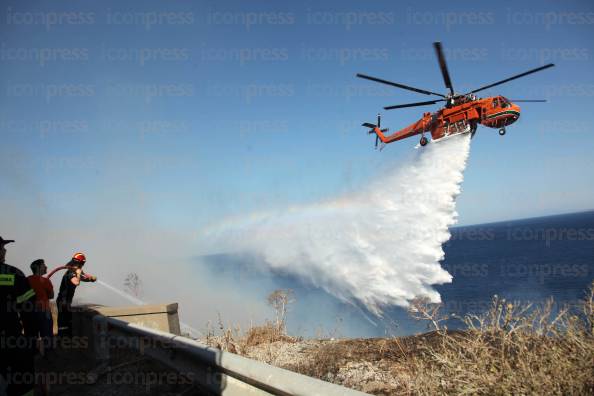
197;332;448;395
239;336;436;395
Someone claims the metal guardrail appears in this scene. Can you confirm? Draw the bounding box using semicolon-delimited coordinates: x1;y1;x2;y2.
92;315;370;396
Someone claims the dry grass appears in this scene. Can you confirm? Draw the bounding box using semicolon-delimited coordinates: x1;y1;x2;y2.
402;286;594;395
204;318;299;350
244;320;296;346
203;289;300;354
298;282;594;395
203;282;594;395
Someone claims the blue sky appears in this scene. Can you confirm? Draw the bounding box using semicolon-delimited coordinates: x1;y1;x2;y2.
1;0;593;238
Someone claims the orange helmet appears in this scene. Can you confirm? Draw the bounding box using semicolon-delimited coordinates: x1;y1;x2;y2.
72;252;86;264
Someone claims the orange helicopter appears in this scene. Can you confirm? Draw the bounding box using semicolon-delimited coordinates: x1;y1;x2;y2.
358;42;554;149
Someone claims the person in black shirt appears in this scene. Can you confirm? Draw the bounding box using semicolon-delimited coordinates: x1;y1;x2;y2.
0;236;36;396
56;252;96;336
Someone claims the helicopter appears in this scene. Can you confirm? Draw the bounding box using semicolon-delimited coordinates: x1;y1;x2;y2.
358;42;554;149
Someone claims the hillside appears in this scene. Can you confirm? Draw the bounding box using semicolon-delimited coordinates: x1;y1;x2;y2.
202;283;594;395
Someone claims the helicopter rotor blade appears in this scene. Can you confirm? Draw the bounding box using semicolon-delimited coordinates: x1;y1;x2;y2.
509;99;547;102
433;42;454;96
384;99;446;110
468;64;555;95
356;73;445;97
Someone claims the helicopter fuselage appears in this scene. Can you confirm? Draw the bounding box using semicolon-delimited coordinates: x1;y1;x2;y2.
374;95;521;144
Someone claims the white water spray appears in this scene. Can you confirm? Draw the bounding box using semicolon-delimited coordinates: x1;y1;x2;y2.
203;134;472;315
97;279;145;305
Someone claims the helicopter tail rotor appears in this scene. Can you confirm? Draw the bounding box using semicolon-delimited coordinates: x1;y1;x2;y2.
362;114;388;150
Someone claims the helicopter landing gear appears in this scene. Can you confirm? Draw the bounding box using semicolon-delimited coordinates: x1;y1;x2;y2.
470;121;478;139
499;128;506;136
420;136;429;146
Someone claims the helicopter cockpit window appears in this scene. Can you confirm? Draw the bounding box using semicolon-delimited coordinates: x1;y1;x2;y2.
492;98;499;108
500;97;510;108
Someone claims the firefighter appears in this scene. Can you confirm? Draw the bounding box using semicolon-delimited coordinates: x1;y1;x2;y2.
26;259;54;355
56;253;96;336
0;236;36;396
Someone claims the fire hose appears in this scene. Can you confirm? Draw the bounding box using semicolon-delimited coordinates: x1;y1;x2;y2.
46;265;97;282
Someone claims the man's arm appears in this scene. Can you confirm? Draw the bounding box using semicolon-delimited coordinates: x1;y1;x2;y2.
14;270;36;331
80;270;97;282
69;268;81;286
15;271;36;305
45;278;54;299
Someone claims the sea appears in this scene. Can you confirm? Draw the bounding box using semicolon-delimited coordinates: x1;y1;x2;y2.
439;210;594;314
200;210;594;338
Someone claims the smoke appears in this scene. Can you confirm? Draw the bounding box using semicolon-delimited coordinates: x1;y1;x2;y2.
0;143;274;337
200;134;472;315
